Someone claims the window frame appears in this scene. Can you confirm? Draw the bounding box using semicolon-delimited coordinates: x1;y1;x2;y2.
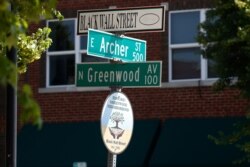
168;9;216;82
46;18;85;88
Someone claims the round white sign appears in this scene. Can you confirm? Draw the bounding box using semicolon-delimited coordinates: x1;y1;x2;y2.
100;91;134;154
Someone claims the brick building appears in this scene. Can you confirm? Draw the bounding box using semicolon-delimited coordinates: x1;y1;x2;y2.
1;0;249;167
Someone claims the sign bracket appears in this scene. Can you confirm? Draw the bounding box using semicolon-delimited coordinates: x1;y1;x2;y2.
114;31;126;36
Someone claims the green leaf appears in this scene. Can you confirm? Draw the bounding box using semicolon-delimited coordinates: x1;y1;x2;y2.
0;0;63;129
17;27;52;73
0;55;17;87
19;84;42;129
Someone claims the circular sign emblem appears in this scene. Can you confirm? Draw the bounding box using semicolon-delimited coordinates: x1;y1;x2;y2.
100;91;134;154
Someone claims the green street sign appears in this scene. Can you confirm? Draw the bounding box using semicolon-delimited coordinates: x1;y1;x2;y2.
76;61;162;87
87;29;146;62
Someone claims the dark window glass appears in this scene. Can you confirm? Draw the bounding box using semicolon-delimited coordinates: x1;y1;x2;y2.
49;20;75;51
80;35;88;50
81;53;108;62
208;59;219;78
172;47;201;80
171;11;200;44
49;55;75;85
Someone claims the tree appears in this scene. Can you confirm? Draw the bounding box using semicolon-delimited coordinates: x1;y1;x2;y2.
109;112;125;139
0;0;63;128
110;112;124;129
198;0;250;164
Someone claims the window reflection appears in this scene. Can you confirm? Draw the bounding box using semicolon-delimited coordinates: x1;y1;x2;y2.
208;59;218;78
81;53;108;62
171;11;200;44
172;48;201;80
80;35;88;50
49;20;75;51
49;55;75;85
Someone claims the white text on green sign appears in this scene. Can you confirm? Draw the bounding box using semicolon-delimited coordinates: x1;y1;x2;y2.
87;29;146;62
76;61;162;87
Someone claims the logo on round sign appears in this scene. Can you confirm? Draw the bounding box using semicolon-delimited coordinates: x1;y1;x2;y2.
100;91;134;154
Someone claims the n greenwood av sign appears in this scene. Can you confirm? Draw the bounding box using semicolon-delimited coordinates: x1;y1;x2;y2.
76;61;162;87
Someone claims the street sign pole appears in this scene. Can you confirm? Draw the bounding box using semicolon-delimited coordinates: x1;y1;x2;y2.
107;85;118;167
107;59;122;167
107;152;117;167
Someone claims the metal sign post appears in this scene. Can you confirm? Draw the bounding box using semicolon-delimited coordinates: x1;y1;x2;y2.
103;58;134;167
107;152;117;167
107;68;122;167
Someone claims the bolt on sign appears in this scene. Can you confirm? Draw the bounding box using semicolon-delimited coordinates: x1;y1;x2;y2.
77;6;165;34
101;91;134;154
76;61;162;87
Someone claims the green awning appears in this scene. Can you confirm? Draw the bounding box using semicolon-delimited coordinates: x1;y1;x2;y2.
149;117;246;167
18;118;247;167
17;120;160;167
17;122;106;167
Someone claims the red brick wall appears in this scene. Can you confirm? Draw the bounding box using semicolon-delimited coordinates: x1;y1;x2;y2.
19;0;249;124
34;87;247;123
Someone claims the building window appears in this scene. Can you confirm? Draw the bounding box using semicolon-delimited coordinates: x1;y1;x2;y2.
46;19;106;87
169;9;217;82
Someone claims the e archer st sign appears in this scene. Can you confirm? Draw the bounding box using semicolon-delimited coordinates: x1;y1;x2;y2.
77;6;165;34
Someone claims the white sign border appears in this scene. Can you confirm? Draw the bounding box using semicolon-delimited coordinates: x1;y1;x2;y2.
100;91;134;154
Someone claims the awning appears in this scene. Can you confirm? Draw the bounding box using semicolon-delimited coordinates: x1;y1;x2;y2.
18;117;247;167
17;120;160;167
149;117;246;167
